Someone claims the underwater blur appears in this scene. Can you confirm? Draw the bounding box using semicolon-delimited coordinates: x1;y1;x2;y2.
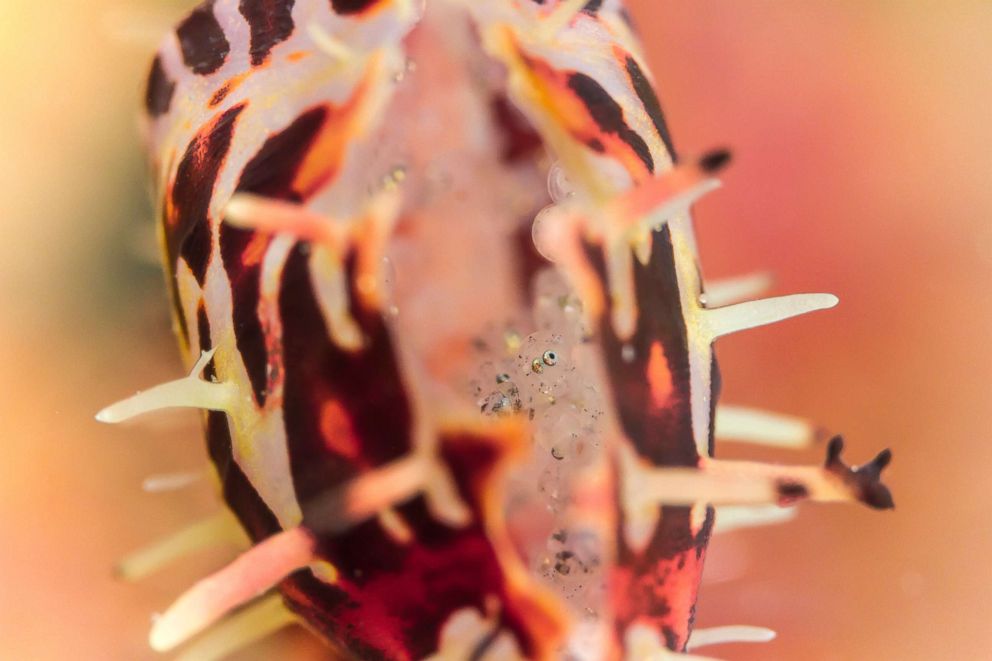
0;1;990;659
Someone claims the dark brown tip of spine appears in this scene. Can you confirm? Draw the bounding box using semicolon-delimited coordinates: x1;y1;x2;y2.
699;148;732;174
825;435;845;467
862;483;895;510
823;436;895;510
870;448;893;471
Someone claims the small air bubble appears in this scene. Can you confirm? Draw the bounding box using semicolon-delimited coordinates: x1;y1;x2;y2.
542;350;558;366
547;161;574;202
551;446;564;460
531;358;544;374
496;373;510;384
531;206;561;262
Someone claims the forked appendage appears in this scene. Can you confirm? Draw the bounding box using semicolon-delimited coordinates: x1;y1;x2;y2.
701;271;774;308
115;510;247;581
226;190;400;352
712;505;798;534
624;436;893;511
174;593;297;661
149;526;317;652
95;350;236;423
714;404;823;449
686;626;777;652
824;435;894;509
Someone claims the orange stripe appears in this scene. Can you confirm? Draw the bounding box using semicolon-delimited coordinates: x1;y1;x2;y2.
647;341;673;409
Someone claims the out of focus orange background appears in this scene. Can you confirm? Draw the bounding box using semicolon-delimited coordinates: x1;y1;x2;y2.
1;1;989;659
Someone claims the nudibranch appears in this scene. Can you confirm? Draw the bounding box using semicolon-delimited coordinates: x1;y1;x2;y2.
99;0;893;659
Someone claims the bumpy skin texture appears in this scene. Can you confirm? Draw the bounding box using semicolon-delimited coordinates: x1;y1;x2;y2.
141;1;890;659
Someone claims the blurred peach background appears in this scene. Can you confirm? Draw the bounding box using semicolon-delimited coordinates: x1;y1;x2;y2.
0;1;988;659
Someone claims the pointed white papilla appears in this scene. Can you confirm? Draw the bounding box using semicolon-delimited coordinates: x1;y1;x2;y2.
149;526;317;652
95;350;237;423
116;511;247;581
714;405;817;449
173;593;297;661
713;505;797;535
686;626;776;651
701;271;773;308
702;293;838;341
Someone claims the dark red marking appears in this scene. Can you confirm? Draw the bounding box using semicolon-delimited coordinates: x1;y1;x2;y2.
624;55;677;161
278;431;554;659
278;246;413;505
206;411;284;542
708;355;721;457
239;0;296;66
196;302;217;380
588;228;696;467
219;225;272;406
181;219;213;284
567;72;654;173
330;0;381;15
219;106;331;407
612;504;714;652
168;103;245;292
145;55;175;117
176;1;231;75
235;107;328;197
587;227;716;651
